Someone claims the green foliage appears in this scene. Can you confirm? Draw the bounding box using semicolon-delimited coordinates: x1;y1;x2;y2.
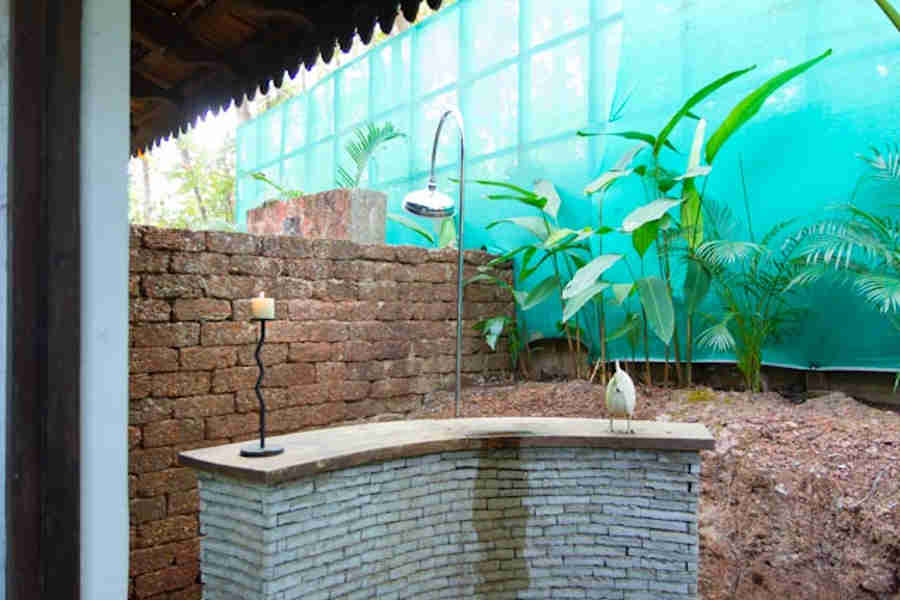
386;213;457;248
336;121;406;189
696;222;805;392
166;133;238;230
250;171;302;202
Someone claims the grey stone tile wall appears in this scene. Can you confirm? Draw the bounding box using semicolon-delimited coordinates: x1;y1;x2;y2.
198;447;701;599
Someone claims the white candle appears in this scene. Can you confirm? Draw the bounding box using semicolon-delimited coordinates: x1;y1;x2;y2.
251;292;275;319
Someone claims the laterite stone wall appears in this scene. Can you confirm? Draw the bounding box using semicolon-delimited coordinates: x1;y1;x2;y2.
127;226;512;599
197;447;701;600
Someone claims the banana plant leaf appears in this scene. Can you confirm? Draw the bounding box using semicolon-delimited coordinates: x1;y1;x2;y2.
653;65;756;157
473;316;510;350
607;312;642;342
612;283;634;305
562;282;610;323
705;49;832;164
438;218;456;248
681;178;703;249
387;213;435;245
576;130;679;154
636;276;675;344
584;143;645;195
622;198;683;233
534;179;561;219
632;219;661;258
487;216;550;240
515;274;560;310
562;254;622;299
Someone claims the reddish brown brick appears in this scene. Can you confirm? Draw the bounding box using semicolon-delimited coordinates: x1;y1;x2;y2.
419;355;455;374
287;342;333;362
370;378;411;398
325;381;370;402
229;254;282;277
168;489;199;516
394;245;429;264
332;259;373;281
201;321;256;345
207;231;259;255
130;248;170;273
135;468;197;499
315;362;345;383
271;277;313;299
348;321;390;342
173;394;234;419
236;342;288;366
234;385;325;412
142;274;204;298
173;298;232;321
169;583;202;600
130;398;175;425
302;400;345;426
384;395;421;413
130;299;172;323
374;262;415;282
203;275;266;299
173;539;201;565
129;426;142;449
130;275;141;297
130;348;179;374
143;419;204;448
344;398;386;419
287;299;339;320
262;236;314;258
357;280;399;301
180;346;237;371
262;363;316;387
359;245;396;261
143;228;206;252
132;323;200;348
130;544;176;577
211;366;258;393
129;447;175;474
151;371;211;397
310;280;358;301
205;413;258;439
269;320;350;343
131;496;166;524
416;262;454;283
170;251;230;274
282;258;331;279
133;562;199;597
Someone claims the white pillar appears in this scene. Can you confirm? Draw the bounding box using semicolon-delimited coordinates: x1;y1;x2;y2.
80;0;130;597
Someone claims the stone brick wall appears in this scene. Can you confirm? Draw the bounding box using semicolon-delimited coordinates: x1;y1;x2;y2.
246;188;386;245
128;225;512;599
198;447;701;599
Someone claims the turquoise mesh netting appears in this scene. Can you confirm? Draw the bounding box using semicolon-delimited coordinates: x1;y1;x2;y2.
236;0;900;371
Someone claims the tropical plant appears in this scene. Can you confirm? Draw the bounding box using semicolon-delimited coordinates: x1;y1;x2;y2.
575;49;832;385
250;171;303;203
695;219;805;393
386;212;457;248
471;178;606;379
789;143;900;387
336;121;406;189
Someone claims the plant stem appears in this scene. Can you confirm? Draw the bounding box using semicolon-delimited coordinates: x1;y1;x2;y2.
874;0;900;31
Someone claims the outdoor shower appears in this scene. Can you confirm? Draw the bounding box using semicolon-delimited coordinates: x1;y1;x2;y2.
402;107;465;417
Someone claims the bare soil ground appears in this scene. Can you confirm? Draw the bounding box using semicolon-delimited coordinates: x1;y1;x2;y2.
413;378;900;600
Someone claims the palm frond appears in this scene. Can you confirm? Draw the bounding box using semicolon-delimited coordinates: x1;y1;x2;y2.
336;121;407;189
697;318;736;352
696;240;764;267
853;273;900;313
857;142;900;181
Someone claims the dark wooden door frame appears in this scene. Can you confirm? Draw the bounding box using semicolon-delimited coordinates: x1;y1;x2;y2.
7;1;83;599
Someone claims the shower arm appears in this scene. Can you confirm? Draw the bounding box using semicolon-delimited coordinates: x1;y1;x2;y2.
427;108;465;417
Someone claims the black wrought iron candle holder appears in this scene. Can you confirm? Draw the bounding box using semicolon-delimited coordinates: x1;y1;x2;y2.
241;318;284;457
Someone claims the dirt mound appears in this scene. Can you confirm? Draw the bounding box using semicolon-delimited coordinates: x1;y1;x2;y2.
414;382;900;599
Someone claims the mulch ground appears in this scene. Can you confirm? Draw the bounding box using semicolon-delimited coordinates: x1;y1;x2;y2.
412;377;900;600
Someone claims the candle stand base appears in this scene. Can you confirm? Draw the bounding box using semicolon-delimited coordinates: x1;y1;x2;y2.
240;444;284;458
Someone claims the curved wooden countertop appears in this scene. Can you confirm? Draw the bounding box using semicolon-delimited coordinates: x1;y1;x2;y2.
178;417;715;485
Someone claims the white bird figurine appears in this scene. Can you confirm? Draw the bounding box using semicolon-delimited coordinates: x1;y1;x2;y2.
605;360;636;433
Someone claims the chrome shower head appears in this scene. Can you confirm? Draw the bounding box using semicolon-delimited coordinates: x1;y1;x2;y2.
402;179;456;220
